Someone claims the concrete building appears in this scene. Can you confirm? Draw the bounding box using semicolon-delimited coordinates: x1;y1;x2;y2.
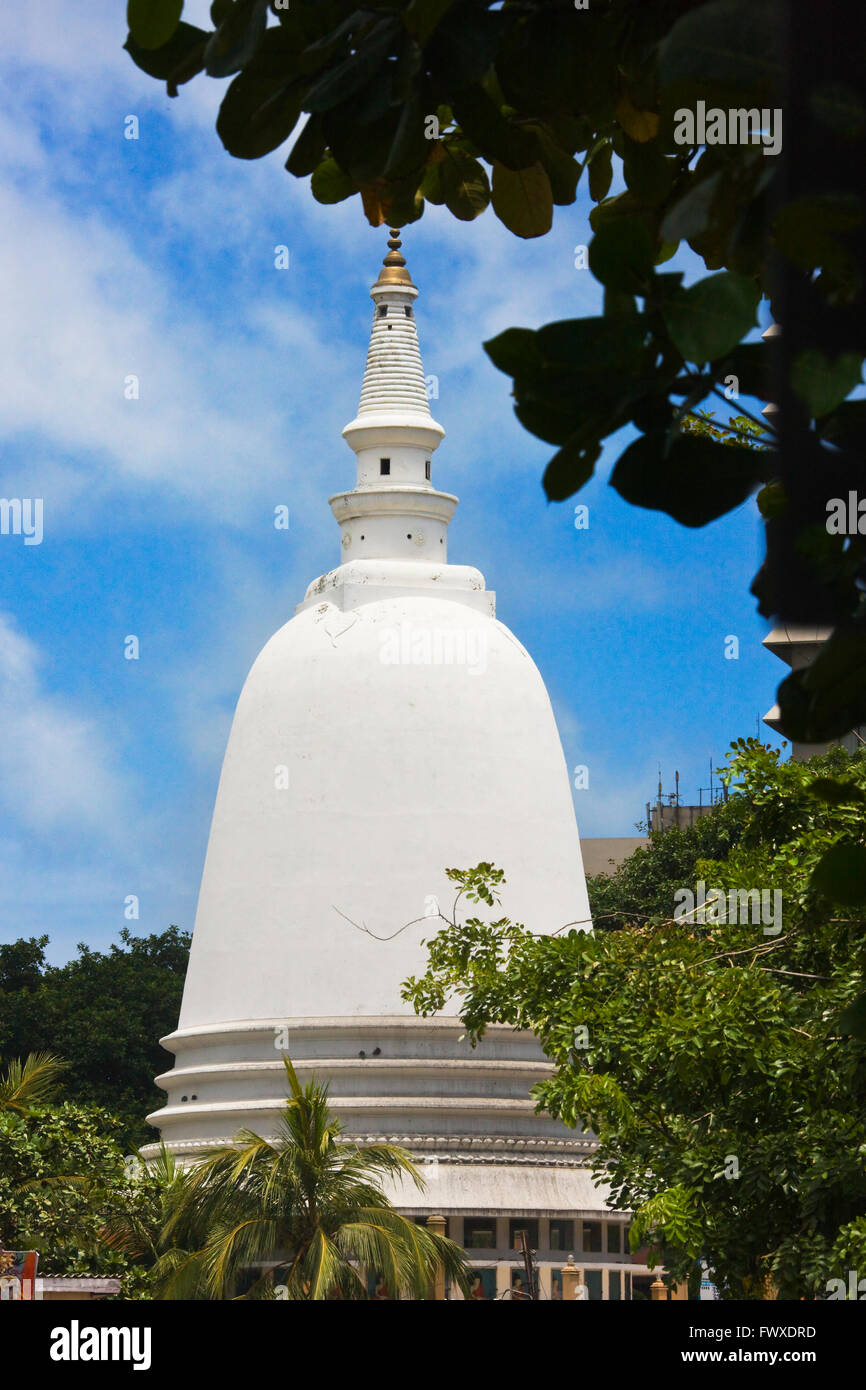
143;232;651;1297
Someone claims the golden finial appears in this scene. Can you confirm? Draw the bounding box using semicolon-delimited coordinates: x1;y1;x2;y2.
374;227;414;287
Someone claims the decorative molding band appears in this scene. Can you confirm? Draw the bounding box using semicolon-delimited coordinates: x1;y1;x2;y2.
140;1132;600;1165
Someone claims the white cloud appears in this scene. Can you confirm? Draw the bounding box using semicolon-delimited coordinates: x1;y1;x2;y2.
0;612;126;837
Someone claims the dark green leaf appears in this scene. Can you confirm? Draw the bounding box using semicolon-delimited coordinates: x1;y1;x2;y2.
379;177;426;228
838;991;866;1039
603;287;639;318
127;0;183;51
724;342;771;402
662;272;759;364
791;351;863;420
660;171;722;245
543;434;602;503
451;87;537;171
311;156;356;204
536;317;645;373
659;0;784;116
484;328;546;380
820;400;866;453
124;21;207;82
623;136;675;205
326;106;401;185
284;114;327;177
217;73;303;159
428;148;489;221
426;7;501;91
204;0;268;78
305;19;399;113
773;195;864;283
588;217;655;294
611;431;762;526
756;481;787;520
588;142;612;203
384;90;433;179
528;125;581;206
491;161;552;238
811;842;866;904
403;0;461;46
809;777;866;807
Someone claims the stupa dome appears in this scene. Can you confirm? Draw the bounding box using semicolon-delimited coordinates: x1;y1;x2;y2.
177;586;589;1033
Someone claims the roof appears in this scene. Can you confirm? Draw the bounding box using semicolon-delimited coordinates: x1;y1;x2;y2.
386;1162;620;1217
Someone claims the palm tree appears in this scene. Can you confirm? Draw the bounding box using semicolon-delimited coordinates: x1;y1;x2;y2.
155;1059;471;1300
99;1144;194;1277
0;1052;66;1115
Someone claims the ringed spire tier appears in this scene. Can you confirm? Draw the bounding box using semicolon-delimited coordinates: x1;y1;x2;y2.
332;230;455;567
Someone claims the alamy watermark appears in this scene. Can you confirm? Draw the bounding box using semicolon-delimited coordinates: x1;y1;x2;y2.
0;497;42;545
826;492;866;534
673;101;783;156
673;881;782;935
826;1270;866;1299
378;620;487;675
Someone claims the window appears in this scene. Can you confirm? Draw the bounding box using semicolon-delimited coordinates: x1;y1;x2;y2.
609;1271;622;1301
425;460;431;480
607;1223;622;1254
377;306;387;317
582;1221;602;1253
463;1218;496;1249
509;1219;538;1251
549;1220;574;1251
379;458;390;475
404;305;413;317
585;1269;603;1302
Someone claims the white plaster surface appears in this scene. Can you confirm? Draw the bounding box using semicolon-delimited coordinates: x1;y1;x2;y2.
178;589;590;1027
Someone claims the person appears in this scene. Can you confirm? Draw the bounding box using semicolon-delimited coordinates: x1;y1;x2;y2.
470;1274;488;1300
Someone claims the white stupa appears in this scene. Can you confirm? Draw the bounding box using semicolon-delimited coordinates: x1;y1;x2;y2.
145;235;634;1298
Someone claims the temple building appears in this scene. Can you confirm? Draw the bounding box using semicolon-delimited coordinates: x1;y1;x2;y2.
144;233;656;1298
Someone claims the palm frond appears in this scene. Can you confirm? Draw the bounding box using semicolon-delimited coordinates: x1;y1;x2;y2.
0;1051;67;1112
156;1057;472;1300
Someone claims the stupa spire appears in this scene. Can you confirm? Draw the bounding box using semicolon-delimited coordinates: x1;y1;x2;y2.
332;231;455;564
353;229;438;423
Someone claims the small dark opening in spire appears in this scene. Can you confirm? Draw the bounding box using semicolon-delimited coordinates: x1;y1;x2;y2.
425;460;431;480
377;306;387;318
380;458;390;475
404;306;413;318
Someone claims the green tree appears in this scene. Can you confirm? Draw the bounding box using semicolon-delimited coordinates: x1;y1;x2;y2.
0;1081;157;1295
124;0;866;743
587;791;749;929
0;927;190;1148
100;1144;202;1290
156;1059;471;1300
402;743;866;1298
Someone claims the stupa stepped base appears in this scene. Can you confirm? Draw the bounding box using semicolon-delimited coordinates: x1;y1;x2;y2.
142;1016;595;1166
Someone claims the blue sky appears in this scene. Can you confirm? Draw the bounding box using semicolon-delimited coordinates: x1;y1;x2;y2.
0;2;785;964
